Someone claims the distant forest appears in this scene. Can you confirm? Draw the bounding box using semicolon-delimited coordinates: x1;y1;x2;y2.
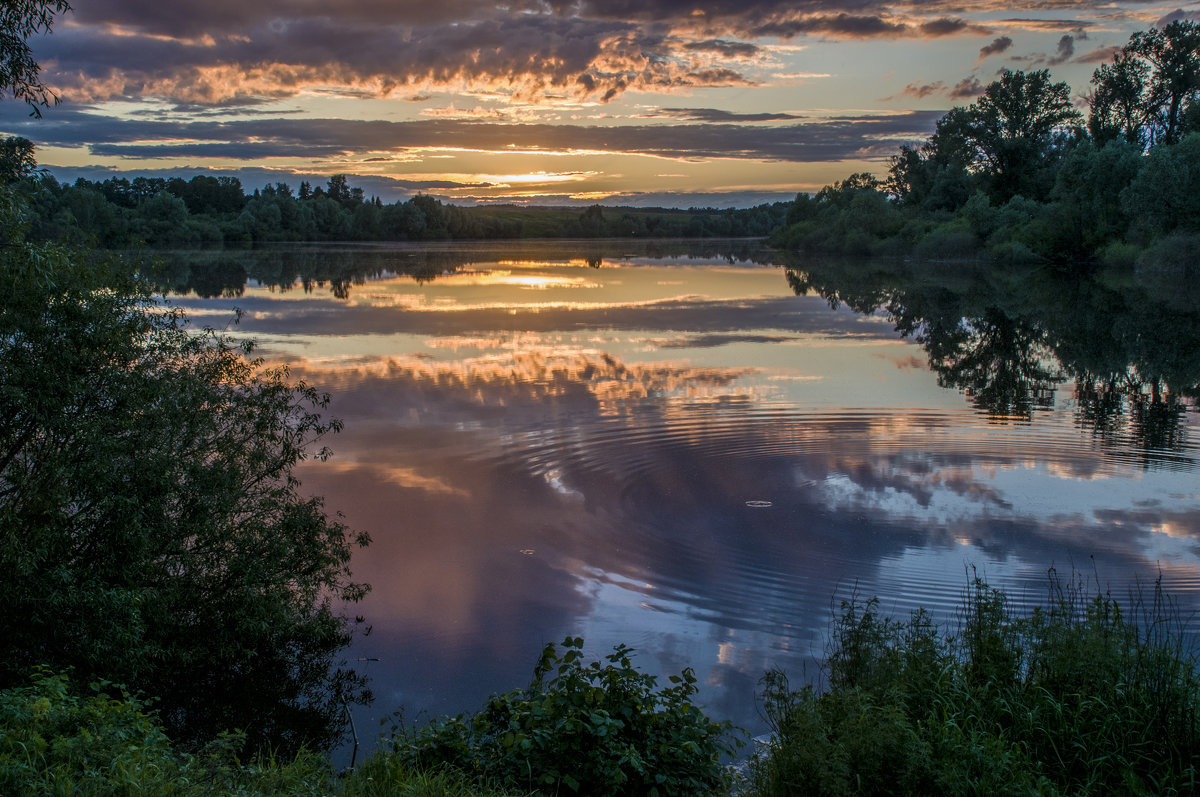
771;21;1200;268
7;163;789;246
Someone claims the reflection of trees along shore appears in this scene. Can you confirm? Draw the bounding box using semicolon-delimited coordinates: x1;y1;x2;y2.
140;239;779;298
785;256;1200;462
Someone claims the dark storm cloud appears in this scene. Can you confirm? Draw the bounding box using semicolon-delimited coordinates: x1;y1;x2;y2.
2;105;943;163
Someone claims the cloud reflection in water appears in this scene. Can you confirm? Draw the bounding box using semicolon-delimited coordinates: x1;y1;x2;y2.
173;244;1200;741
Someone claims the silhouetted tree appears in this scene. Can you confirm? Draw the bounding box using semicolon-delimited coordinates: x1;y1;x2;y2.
1089;21;1200;147
0;135;36;183
0;0;71;116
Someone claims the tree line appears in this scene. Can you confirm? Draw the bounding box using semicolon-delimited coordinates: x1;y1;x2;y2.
773;21;1200;267
7;161;788;247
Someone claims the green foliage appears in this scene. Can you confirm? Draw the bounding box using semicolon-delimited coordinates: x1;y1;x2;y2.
770;177;904;256
0;136;37;184
748;574;1200;797
0;188;370;754
0;0;71;116
0;669;335;796
387;637;743;796
1123;132;1200;239
342;755;530;797
953;69;1084;204
1090;21;1200;147
778;35;1200;263
14;167;790;247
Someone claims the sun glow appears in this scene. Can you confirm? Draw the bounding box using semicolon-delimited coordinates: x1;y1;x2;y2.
475;171;594;185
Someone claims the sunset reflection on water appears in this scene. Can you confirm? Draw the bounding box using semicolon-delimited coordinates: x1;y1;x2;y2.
171;241;1200;747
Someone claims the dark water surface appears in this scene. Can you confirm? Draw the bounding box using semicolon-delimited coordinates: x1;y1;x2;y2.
165;240;1200;746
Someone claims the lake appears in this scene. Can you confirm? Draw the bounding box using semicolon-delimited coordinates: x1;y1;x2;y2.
164;239;1200;747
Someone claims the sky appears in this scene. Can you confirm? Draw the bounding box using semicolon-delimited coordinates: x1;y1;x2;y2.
2;0;1199;206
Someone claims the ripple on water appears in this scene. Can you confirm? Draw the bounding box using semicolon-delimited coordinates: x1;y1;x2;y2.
460;400;1200;635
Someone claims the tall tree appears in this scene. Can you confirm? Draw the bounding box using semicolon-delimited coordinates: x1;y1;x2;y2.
1090;21;1200;147
0;239;372;753
1089;50;1155;146
952;69;1083;203
0;135;36;183
0;0;71;116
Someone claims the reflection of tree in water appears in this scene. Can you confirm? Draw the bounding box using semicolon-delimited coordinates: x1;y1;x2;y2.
920;309;1062;420
1074;374;1195;461
783;255;1200;459
139;239;777;299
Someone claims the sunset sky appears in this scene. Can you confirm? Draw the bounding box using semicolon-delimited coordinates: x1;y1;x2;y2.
2;0;1198;206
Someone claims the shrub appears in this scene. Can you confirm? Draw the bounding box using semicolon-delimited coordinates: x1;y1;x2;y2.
748;574;1200;796
0;193;371;754
386;637;743;796
0;669;333;796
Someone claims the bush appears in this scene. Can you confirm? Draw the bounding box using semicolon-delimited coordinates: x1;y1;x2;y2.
0;188;370;754
0;669;334;796
748;574;1200;796
387;637;743;796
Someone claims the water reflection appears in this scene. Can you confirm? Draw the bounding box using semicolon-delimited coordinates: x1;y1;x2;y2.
785;256;1200;465
143;239;779;300
165;242;1200;749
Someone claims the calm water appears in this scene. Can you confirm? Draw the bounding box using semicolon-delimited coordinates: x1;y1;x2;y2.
165;240;1200;745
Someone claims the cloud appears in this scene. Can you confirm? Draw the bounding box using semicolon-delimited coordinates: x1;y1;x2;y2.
885;75;983;102
420;105;509;120
653;107;803;122
44;13;761;106
1012;32;1079;68
997;18;1097;32
977;36;1013;63
1156;9;1200;28
949;77;985;100
33;1;1031;107
919;18;989;37
4;104;944;165
894;81;947;100
1048;34;1076;65
1074;45;1121;64
682;39;760;57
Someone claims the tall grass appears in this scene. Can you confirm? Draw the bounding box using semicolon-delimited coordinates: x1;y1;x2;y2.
747;570;1200;796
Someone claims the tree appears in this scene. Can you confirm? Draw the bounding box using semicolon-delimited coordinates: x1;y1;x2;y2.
1089;49;1155;147
1122;132;1200;238
0;204;371;753
951;70;1083;202
1090;21;1200;147
0;135;36;183
0;0;70;116
1129;21;1200;145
